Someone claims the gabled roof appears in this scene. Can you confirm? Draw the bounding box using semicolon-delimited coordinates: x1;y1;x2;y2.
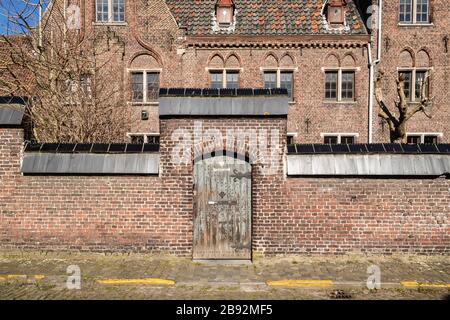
165;0;367;36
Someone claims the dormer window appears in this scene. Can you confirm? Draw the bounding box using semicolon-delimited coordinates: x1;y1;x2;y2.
327;0;346;26
216;0;234;26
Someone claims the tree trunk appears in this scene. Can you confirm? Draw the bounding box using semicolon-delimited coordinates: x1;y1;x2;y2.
391;121;407;144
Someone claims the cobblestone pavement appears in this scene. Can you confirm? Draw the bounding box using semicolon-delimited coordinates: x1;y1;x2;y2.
0;251;448;300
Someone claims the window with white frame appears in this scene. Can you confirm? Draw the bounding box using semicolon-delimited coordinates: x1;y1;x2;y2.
399;0;429;24
321;133;359;144
263;69;294;98
130;71;160;103
209;69;240;89
96;0;125;23
398;69;430;102
324;69;355;102
287;133;297;145
406;133;441;144
128;133;160;144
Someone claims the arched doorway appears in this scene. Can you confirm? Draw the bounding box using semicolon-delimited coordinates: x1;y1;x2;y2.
193;154;252;260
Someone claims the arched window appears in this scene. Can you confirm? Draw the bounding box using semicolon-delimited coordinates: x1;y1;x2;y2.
398;49;431;102
129;54;161;102
208;54;241;89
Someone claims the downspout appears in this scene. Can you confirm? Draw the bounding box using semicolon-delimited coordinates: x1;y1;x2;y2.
368;0;383;143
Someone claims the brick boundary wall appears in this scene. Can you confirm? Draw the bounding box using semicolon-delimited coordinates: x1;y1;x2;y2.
1;119;449;256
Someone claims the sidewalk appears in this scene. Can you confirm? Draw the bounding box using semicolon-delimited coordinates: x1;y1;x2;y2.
0;251;448;300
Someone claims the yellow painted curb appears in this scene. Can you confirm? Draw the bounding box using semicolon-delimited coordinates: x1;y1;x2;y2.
97;278;176;286
7;274;27;279
0;274;44;281
267;279;333;288
401;281;450;289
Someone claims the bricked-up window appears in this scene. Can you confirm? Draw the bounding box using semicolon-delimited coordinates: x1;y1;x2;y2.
210;70;240;89
399;0;429;24
323;134;358;144
407;133;441;144
96;0;125;23
131;71;160;103
399;69;429;102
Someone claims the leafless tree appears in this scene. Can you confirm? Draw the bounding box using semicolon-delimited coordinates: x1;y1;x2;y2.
375;70;432;143
0;0;130;142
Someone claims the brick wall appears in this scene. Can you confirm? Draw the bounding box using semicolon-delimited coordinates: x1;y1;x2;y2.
1;120;449;255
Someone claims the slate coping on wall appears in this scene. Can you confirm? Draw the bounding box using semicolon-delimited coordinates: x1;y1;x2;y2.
159;96;290;116
21;143;160;175
287;151;450;177
0;104;25;126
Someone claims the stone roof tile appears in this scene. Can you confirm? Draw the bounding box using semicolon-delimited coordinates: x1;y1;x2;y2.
166;0;367;36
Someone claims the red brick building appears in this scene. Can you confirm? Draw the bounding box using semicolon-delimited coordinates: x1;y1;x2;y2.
0;1;449;258
36;0;445;145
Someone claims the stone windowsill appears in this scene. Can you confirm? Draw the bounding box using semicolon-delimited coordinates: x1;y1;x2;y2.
128;102;159;107
323;100;358;105
397;23;434;28
92;22;128;27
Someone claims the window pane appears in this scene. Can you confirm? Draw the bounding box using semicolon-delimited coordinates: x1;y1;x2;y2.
399;0;413;22
287;136;294;145
399;71;412;99
147;135;160;144
325;72;338;100
280;71;293;98
407;135;421;144
210;71;223;89
131;72;143;102
341;72;354;100
226;71;239;89
113;0;125;22
341;136;355;144
324;136;338;144
415;71;428;100
147;72;160;100
264;72;277;89
130;135;145;144
96;0;109;22
416;0;429;23
424;135;438;144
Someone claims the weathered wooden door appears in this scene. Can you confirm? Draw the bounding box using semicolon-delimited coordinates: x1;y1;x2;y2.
193;155;252;260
